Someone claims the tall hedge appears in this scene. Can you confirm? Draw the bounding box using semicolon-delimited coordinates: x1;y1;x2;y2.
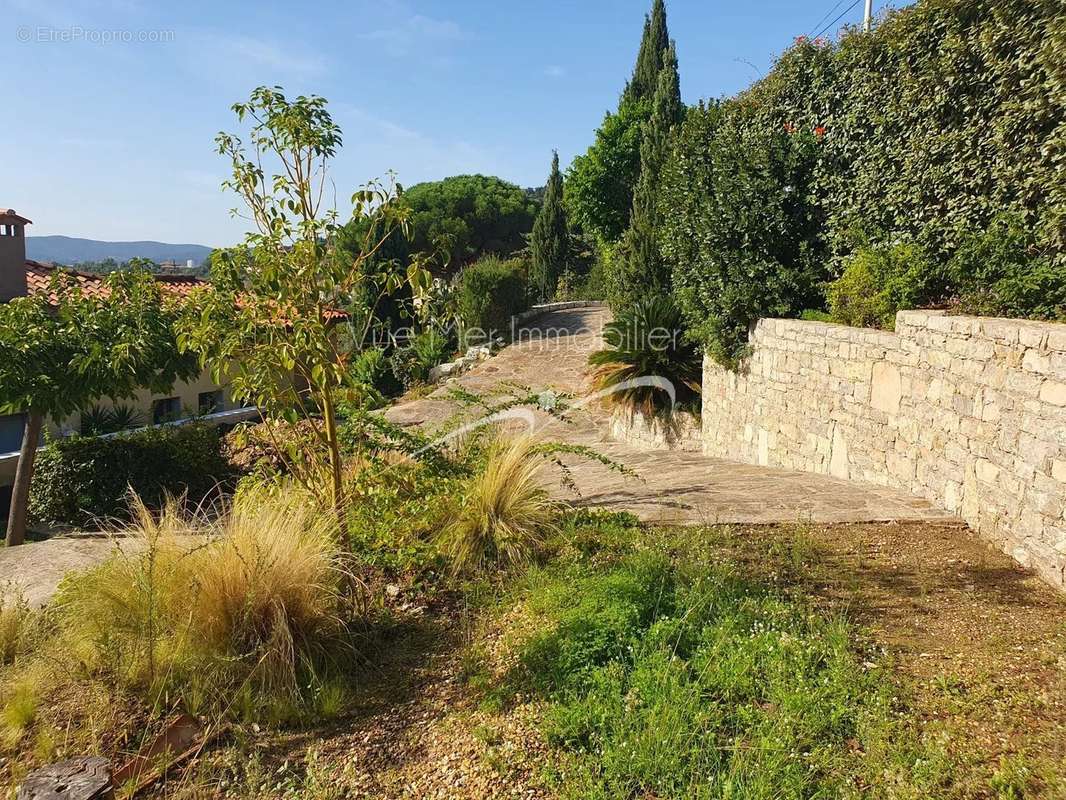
662;0;1066;362
28;423;234;527
662;110;828;364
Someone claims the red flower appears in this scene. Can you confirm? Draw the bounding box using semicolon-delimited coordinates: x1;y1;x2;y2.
795;35;808;44
814;125;826;137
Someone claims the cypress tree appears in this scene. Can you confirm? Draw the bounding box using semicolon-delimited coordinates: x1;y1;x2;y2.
530;151;569;301
622;0;670;106
611;43;683;311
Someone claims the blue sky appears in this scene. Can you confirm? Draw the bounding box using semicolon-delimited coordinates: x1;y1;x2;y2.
2;0;899;246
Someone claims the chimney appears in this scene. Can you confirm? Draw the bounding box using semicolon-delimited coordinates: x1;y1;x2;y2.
0;209;31;302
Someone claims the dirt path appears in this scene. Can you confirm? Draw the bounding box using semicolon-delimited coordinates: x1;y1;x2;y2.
0;534;128;607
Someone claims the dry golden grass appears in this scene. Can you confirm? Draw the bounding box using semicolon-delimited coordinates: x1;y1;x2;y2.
0;588;31;665
436;435;557;574
52;487;345;713
193;490;344;698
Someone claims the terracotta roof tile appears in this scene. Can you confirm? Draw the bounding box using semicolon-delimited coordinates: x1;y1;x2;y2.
23;261;347;321
24;260;204;304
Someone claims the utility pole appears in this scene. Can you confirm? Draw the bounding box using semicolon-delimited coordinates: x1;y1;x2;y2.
863;0;873;31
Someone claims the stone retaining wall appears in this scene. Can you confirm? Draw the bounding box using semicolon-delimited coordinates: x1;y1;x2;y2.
609;408;702;452
702;310;1066;588
511;300;605;327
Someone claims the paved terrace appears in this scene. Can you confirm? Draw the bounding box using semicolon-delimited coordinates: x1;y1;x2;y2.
385;306;948;525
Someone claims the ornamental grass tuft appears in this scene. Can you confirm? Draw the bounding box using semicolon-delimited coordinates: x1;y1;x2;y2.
436;435;558;574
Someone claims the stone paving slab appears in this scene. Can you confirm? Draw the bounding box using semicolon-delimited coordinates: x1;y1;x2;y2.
385;306;950;526
0;534;128;607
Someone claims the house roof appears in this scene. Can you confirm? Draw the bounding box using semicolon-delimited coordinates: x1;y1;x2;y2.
25;260;204;304
24;260;347;320
0;209;32;226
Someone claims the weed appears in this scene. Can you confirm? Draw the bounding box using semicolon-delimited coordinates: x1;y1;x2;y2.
312;678;349;720
491;524;957;799
991;754;1032;799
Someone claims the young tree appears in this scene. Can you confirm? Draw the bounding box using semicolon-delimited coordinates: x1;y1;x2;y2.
530;151;569;301
178;87;431;518
611;43;684;310
565;103;651;246
0;270;197;546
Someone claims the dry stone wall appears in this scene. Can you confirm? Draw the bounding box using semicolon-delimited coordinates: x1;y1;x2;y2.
702;311;1066;588
609;408;702;452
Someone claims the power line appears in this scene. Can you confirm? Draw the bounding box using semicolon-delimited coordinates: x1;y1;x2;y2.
813;0;864;40
806;0;850;39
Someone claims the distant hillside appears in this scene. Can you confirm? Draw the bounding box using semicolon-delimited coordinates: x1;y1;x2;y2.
26;236;212;266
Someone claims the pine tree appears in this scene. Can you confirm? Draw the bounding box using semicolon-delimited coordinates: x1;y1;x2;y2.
623;0;670;106
611;43;683;311
530;151;569;301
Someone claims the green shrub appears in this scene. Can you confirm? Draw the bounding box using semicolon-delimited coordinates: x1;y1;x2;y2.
458;256;528;341
28;422;234;527
661;0;1065;345
588;295;701;415
828;242;945;329
347;347;400;407
661;114;828;364
574;257;607;301
388;328;455;389
949;214;1066;320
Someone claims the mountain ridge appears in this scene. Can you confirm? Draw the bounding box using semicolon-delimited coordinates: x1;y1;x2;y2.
26;235;213;266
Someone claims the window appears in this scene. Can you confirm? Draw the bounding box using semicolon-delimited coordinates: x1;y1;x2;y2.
198;390;224;415
0;414;27;453
152;397;181;425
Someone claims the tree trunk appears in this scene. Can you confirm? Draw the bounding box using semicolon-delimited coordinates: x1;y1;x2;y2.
319;384;345;529
5;409;43;547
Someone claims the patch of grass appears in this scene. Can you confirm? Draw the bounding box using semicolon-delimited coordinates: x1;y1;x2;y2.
487;524;958;799
311;677;349;720
0;588;32;664
1;681;39;747
436;435;558;574
990;754;1033;800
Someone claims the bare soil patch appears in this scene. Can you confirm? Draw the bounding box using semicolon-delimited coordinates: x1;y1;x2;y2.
717;519;1066;794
